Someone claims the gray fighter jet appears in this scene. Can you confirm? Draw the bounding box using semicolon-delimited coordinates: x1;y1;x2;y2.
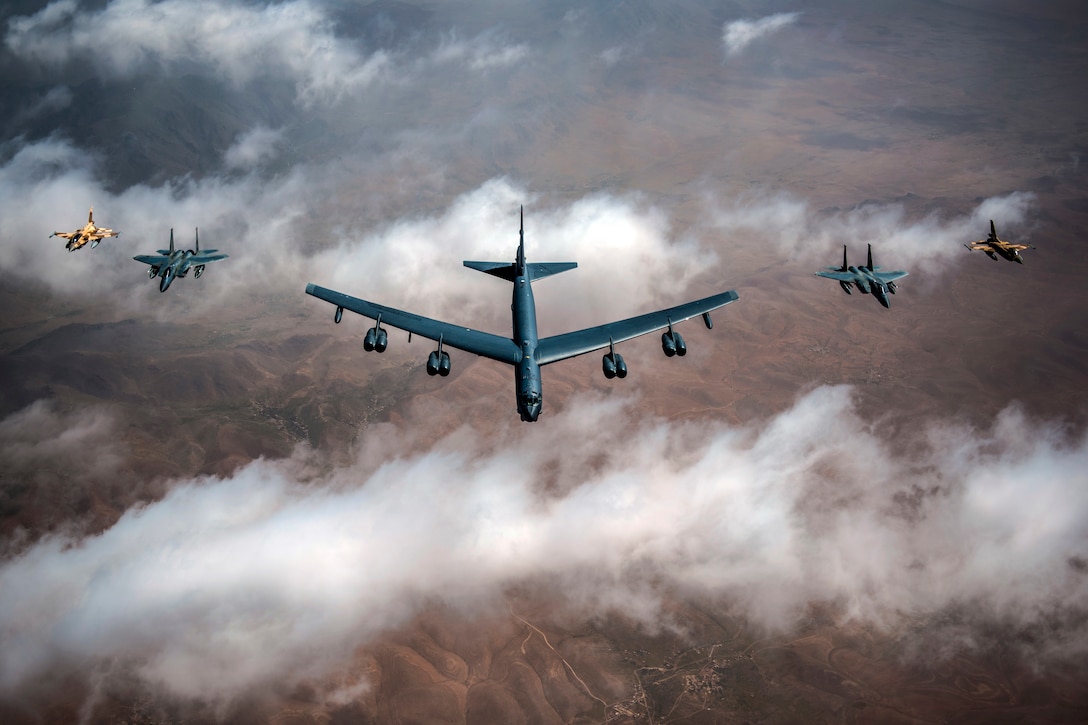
815;244;908;309
306;207;739;422
134;228;228;292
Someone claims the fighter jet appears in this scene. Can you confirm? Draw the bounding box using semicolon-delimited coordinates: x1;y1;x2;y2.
306;207;739;422
50;206;119;251
964;220;1034;263
815;244;908;309
134;228;228;292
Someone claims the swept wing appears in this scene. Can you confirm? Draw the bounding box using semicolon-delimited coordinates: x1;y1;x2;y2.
873;270;908;282
815;270;857;282
306;283;521;364
535;290;738;365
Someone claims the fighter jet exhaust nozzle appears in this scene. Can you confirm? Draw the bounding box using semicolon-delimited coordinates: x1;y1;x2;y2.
839;281;853;295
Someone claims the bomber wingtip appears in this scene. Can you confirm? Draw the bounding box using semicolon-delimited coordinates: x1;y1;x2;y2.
305;282;316;295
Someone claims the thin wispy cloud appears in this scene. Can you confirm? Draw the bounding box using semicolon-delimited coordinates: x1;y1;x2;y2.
722;12;801;57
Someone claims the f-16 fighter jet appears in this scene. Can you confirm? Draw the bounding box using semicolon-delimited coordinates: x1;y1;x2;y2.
50;207;119;251
134;228;228;292
815;244;908;309
964;220;1034;263
307;207;739;422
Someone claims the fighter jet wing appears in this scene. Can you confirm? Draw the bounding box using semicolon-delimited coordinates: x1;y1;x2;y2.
190;253;229;263
306;283;522;365
874;270;908;282
815;270;857;281
133;254;169;265
534;290;738;366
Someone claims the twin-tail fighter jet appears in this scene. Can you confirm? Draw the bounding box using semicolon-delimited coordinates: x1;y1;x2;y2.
134;228;228;292
964;220;1034;263
306;207;739;422
50;207;119;251
815;244;908;309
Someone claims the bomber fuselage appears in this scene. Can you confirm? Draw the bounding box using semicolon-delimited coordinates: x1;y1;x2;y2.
512;274;543;422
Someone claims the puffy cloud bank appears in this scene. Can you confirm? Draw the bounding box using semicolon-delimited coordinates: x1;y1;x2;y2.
1;386;1085;702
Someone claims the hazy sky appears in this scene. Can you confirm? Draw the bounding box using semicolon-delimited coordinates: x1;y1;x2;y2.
1;0;1086;716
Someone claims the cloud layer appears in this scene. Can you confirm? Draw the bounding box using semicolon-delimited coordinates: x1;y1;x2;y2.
1;386;1085;702
723;12;801;58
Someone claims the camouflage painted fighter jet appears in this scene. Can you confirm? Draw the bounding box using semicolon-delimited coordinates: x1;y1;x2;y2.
815;244;908;309
50;207;119;251
134;228;228;292
964;220;1034;264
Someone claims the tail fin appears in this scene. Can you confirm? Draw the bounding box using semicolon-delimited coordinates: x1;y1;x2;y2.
88;206;94;223
867;243;874;270
989;219;997;240
840;244;848;271
170;228;175;254
195;227;199;252
516;205;526;275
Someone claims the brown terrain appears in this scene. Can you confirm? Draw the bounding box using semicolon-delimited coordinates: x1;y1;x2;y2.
2;1;1088;723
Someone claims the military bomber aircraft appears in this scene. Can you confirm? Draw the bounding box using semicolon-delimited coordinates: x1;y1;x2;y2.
306;207;739;422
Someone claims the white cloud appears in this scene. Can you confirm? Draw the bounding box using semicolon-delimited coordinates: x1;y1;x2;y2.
722;12;801;58
0;386;1085;701
5;0;391;105
222;126;284;171
431;31;528;71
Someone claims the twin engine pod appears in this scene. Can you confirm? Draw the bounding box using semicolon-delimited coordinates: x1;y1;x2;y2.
661;330;687;357
602;352;627;379
426;350;451;376
363;326;388;353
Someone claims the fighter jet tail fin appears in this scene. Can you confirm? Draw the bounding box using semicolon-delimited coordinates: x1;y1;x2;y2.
170;228;175;254
867;243;874;270
841;244;848;271
88;206;94;223
989;219;997;240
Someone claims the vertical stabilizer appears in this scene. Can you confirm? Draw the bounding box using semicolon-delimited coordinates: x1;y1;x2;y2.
517;205;526;275
170;228;175;254
88;206;94;223
195;227;200;252
867;243;874;270
989;219;997;240
841;244;848;271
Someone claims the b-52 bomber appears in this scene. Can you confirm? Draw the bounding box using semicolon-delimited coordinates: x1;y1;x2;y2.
134;228;228;292
50;207;119;251
964;220;1033;263
815;244;908;309
306;207;739;422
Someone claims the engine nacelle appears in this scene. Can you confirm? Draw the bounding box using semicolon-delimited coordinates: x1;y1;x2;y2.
602;353;617;379
374;328;388;353
839;280;853;295
194;265;205;278
334;306;343;324
662;331;687;358
615;354;627;378
363;327;377;351
427;351;451;376
887;281;897;294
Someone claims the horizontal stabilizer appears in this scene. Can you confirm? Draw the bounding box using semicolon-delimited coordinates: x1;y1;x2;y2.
464;260;518;281
463;260;578;282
